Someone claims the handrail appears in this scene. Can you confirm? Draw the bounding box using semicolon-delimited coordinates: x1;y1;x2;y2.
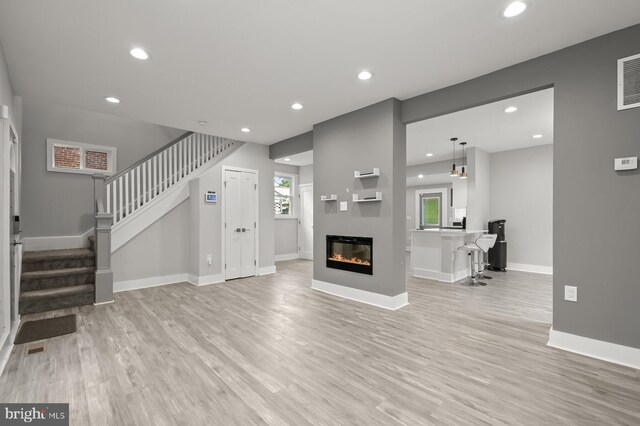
105;131;194;185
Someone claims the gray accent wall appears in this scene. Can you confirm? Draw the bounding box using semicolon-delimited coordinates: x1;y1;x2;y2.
21;99;184;237
401;25;640;348
112;200;190;283
269;131;313;159
490;145;553;268
313;98;406;297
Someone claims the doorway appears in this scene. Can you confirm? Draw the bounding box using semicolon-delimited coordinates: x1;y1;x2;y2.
298;184;313;260
224;168;258;280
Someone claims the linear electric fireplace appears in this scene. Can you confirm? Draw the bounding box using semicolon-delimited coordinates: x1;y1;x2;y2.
326;235;373;275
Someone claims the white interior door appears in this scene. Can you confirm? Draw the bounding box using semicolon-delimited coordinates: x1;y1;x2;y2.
225;169;256;280
299;184;313;260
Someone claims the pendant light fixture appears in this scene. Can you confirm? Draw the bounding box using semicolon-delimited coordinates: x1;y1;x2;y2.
459;142;468;179
449;137;459;177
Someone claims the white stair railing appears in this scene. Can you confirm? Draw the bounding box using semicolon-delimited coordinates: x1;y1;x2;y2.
103;132;240;226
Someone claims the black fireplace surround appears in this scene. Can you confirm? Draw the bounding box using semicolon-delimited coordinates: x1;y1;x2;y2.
326;235;373;275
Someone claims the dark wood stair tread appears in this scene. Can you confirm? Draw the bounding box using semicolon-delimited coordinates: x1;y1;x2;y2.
23;248;94;262
20;284;94;301
21;266;95;280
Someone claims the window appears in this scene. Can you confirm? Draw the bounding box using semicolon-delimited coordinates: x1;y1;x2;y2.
420;194;441;228
274;173;296;217
47;139;117;175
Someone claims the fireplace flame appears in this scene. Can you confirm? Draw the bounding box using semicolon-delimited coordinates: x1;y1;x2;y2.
328;253;371;266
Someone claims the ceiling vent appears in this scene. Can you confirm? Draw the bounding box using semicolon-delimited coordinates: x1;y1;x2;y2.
618;53;640;110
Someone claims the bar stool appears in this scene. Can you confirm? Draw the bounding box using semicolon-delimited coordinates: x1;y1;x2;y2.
475;234;498;281
457;242;485;286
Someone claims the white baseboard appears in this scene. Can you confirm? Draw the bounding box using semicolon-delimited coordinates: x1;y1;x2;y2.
0;319;20;378
114;273;188;292
188;273;225;286
311;279;409;311
258;266;277;275
508;263;553;275
412;267;467;283
548;327;640;370
94;300;114;306
275;253;300;262
23;228;94;251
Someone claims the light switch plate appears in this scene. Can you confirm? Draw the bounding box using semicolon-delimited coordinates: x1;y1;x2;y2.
614;156;637;171
340;201;348;211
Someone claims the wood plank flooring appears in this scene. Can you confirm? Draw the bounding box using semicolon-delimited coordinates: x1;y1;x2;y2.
1;260;638;425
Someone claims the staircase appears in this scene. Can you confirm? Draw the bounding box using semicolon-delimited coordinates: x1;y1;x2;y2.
20;243;96;314
18;131;243;314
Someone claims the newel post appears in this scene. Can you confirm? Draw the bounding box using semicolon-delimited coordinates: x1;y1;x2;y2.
93;173;113;304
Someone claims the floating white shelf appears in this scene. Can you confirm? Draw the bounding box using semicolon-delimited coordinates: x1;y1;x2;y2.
352;192;382;203
354;168;380;178
321;194;337;201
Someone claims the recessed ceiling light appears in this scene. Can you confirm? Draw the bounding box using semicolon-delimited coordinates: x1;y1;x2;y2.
198;120;208;126
426;153;434;157
504;106;518;113
533;134;543;139
291;103;304;110
241;127;251;133
503;1;527;18
130;47;149;60
284;158;291;162
418;174;424;178
105;96;120;104
357;70;373;80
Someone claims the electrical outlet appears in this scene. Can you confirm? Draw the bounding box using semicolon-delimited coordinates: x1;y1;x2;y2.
564;286;577;302
340;201;348;211
206;254;212;265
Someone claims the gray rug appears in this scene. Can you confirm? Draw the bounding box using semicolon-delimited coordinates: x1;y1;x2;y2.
14;314;77;344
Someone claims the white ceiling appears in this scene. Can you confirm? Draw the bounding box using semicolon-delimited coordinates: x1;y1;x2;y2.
407;88;554;165
407;172;454;188
274;150;313;166
1;2;639;144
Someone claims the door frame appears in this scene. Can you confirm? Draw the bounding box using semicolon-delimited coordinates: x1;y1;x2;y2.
221;165;259;280
298;183;313;260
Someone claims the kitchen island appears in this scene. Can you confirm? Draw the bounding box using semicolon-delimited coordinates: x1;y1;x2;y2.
410;229;487;283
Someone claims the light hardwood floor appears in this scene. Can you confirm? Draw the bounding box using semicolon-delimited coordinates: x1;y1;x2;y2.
1;260;638;425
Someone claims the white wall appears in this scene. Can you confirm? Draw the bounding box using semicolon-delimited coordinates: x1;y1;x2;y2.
299;164;313;185
466;147;491;230
112;201;190;284
21;99;184;238
490;145;553;270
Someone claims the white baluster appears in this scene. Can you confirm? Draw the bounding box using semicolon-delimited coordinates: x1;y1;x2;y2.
142;162;147;204
106;183;111;213
163;150;168;191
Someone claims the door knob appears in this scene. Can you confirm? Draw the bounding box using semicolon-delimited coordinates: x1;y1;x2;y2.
235;228;242;232
242;228;249;232
11;240;22;246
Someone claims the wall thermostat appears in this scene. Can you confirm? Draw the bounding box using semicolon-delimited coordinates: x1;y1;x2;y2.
205;191;217;203
614;156;638;171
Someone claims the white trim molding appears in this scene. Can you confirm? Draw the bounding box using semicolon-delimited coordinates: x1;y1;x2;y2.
258;266;277;276
508;263;553;275
114;273;188;293
548;327;640;370
311;279;409;311
23;227;94;251
412;267;467;283
188;273;225;286
275;253;300;262
0;319;20;378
